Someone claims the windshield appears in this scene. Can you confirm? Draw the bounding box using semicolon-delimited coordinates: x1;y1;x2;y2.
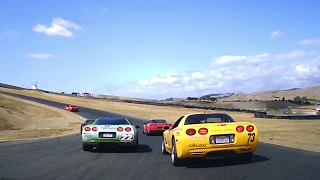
93;118;131;125
184;114;235;125
151;119;167;123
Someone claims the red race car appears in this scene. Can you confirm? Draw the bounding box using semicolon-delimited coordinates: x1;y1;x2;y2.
64;105;79;112
143;119;173;136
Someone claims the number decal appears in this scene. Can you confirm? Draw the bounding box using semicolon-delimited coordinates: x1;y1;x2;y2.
120;134;134;141
247;133;255;143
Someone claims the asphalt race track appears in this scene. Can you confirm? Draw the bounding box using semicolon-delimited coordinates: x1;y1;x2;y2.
0;91;320;180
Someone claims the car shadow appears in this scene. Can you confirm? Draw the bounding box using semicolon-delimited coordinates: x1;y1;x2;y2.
184;154;270;168
90;144;153;153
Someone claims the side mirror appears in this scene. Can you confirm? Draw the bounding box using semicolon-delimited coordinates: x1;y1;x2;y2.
135;125;140;129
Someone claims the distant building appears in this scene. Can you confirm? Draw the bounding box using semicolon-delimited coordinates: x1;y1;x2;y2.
82;92;92;97
31;83;38;90
71;92;80;96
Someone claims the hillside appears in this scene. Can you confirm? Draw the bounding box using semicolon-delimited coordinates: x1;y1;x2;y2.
1;82;319;103
0;83;25;90
219;86;320;101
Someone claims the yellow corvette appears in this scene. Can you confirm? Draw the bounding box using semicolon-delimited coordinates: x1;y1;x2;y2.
161;113;258;166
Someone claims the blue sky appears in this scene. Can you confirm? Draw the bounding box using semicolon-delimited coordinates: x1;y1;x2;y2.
1;0;320;99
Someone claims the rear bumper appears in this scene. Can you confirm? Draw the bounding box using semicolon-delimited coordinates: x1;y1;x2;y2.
82;138;137;147
83;141;136;147
149;129;166;133
180;145;257;159
148;127;170;133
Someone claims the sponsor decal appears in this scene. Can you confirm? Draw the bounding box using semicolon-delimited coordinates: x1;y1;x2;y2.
188;136;206;140
188;143;206;147
101;125;117;130
82;134;92;140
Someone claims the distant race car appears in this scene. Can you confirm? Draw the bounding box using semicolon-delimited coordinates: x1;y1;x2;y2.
143;119;173;135
161;113;259;166
82;117;140;152
80;119;95;134
64;105;78;112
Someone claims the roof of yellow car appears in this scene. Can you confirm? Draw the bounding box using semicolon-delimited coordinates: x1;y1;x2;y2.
184;112;226;116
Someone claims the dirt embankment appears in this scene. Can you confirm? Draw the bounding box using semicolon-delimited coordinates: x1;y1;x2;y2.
0;94;85;141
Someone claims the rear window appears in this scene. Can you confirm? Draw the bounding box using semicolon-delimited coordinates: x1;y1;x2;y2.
184;114;235;125
151;119;167;123
85;120;95;124
94;118;131;125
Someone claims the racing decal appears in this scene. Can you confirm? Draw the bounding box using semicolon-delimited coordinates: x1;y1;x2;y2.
188;143;206;147
101;125;117;129
188;136;206;140
247;133;255;143
188;143;207;147
120;134;134;141
82;134;92;140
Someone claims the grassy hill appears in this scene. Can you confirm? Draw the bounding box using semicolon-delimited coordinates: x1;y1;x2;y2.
217;86;320;101
0;83;25;90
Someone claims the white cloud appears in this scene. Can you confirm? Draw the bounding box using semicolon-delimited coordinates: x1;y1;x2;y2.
26;53;54;59
271;30;283;38
212;50;311;66
32;17;81;37
139;71;178;85
300;38;320;45
213;53;269;65
191;72;204;79
105;50;320;99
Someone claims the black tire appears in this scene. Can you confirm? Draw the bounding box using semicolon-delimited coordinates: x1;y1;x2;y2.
129;135;139;152
161;137;169;154
171;138;184;166
83;144;92;152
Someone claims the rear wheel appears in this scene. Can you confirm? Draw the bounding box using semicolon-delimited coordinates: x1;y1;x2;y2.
146;128;150;136
82;144;92;152
171;138;184;166
129;135;139;152
161;138;169;154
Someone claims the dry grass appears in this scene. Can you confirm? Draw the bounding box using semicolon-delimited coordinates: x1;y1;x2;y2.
0;118;22;130
0;93;84;141
220;86;320;101
161;100;234;107
1;129;74;140
1;87;320;152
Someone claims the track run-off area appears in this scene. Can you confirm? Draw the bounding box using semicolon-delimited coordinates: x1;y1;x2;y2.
0;91;319;180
